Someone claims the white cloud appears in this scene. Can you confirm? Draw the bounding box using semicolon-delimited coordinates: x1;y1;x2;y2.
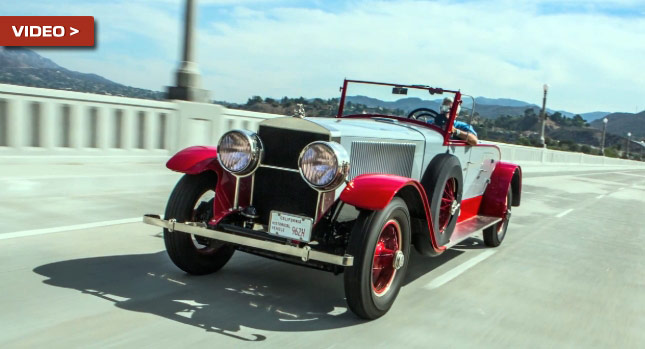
14;0;645;113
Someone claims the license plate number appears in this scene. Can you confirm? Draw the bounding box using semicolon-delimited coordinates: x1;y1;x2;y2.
268;211;313;242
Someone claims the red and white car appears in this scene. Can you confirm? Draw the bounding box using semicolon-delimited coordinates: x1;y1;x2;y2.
144;79;522;319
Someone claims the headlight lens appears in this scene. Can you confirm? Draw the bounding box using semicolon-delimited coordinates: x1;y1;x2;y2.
299;141;349;191
217;130;262;176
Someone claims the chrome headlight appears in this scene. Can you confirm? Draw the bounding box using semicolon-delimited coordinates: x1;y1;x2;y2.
217;130;263;176
298;141;349;191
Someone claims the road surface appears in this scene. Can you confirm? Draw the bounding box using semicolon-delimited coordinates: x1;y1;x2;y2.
1;168;644;348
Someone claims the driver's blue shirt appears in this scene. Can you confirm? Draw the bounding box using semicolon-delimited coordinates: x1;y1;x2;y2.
453;120;477;136
427;119;477;136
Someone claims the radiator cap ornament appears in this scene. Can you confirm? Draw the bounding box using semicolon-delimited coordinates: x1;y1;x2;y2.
294;103;306;118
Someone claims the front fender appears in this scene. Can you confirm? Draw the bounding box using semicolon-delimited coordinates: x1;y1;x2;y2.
340;174;445;254
166;146;221;174
480;162;522;218
340;174;419;210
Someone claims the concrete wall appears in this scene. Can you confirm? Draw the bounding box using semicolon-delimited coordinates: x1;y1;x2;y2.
490;142;642;167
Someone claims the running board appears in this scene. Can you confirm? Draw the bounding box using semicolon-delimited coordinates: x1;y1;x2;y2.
142;214;353;267
444;215;502;249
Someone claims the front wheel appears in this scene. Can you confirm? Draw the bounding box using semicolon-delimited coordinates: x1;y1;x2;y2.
163;172;235;275
483;188;512;247
344;197;411;320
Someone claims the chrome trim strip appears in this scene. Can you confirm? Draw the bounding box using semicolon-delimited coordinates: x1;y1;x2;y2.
233;177;240;209
143;214;353;266
314;192;322;221
249;174;256;205
258;164;300;173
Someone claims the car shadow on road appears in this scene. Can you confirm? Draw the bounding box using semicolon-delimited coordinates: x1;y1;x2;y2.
33;250;359;341
33;238;467;341
403;247;464;286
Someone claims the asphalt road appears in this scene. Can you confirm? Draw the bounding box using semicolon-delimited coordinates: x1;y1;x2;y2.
1;168;644;348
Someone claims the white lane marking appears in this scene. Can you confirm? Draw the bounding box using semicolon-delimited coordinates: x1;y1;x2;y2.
573;171;636;177
618;187;625;191
617;172;645;178
0;218;141;240
523;191;535;194
596;194;606;199
424;250;496;290
0;173;178;181
556;209;574;218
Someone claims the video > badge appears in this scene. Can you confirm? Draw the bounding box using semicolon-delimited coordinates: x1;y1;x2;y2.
0;16;94;47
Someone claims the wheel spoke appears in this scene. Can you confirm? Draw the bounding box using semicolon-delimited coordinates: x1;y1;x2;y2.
372;220;402;296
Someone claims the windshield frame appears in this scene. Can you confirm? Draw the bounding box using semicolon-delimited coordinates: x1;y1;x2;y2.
337;79;464;144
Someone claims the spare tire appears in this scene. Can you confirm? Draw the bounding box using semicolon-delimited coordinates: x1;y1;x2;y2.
420;154;463;247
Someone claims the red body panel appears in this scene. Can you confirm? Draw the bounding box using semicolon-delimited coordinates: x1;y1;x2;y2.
457;196;483;223
480;162;522;218
340;174;445;253
166;146;250;225
166;146;220;174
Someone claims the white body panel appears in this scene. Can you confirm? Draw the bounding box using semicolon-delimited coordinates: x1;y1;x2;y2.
299;116;501;200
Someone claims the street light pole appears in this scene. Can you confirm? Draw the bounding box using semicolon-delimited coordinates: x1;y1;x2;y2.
539;84;548;148
167;0;210;102
626;132;632;158
601;117;608;156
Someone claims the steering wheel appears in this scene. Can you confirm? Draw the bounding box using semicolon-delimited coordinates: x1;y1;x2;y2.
407;108;444;126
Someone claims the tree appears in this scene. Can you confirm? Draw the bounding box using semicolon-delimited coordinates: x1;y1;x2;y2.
572;114;585;127
248;96;263;105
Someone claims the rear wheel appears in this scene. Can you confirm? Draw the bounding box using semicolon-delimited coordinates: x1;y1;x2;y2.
483;188;512;247
422;154;463;246
164;172;235;275
344;197;411;320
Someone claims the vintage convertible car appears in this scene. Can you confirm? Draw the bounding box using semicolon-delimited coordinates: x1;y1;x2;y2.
144;79;522;320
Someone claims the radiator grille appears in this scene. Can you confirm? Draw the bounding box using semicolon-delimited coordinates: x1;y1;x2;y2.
258;125;329;169
349;141;415;179
253;125;329;223
253;167;319;224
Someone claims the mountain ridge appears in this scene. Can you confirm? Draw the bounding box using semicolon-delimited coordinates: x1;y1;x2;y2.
0;47;164;100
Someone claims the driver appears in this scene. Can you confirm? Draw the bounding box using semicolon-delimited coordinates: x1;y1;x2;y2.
440;97;479;146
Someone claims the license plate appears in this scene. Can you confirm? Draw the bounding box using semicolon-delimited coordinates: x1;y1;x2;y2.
268;211;313;242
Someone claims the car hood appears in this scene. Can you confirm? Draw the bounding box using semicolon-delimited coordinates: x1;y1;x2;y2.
305;117;428;141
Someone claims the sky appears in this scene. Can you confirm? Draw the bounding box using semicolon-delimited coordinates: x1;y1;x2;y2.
3;0;645;113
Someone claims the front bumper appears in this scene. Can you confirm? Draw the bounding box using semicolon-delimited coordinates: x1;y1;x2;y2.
143;214;354;267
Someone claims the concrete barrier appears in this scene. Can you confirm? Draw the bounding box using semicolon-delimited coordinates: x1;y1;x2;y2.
0;83;642;169
0;84;280;164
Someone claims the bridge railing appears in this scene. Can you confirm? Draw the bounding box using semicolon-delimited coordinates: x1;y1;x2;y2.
0;83;642;167
0;84;280;162
490;141;640;166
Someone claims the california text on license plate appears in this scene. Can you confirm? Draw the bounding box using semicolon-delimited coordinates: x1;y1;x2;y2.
268;211;313;242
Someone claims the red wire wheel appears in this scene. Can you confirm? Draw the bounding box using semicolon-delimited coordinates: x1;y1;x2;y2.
421;154;463;247
371;219;401;296
344;197;411;319
483;187;513;247
438;178;457;233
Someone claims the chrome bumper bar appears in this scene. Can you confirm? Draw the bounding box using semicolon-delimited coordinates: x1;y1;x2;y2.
143;214;353;267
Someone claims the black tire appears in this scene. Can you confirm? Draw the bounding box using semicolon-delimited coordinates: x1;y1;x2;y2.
422;154;463;247
483;188;512;247
164;172;235;275
344;197;411;320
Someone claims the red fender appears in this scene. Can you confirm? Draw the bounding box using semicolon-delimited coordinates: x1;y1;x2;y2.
165;146;251;224
480;162;522;218
340;174;445;253
166;146;220;174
